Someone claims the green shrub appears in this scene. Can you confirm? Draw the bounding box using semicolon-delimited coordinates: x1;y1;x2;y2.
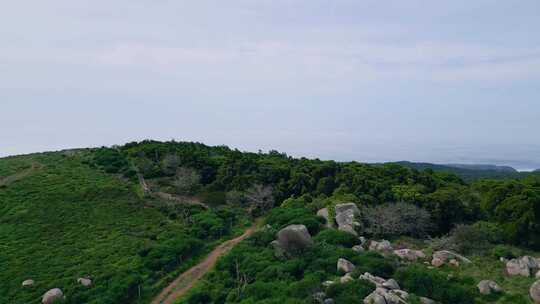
313;229;360;248
266;207;324;235
490;245;519;259
395;265;476;304
325;279;374;303
350;251;397;278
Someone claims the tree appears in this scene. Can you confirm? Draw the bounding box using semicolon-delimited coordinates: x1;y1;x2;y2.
362;202;433;238
245;184;274;215
173;167;201;195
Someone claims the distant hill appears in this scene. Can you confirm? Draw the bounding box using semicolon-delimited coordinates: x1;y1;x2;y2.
392;161;529;182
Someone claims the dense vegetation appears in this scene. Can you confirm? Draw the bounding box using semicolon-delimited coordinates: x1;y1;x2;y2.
0;151;249;303
1;140;539;303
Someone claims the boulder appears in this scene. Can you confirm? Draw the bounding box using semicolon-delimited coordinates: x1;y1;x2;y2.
364;287;408;304
477;280;502;295
22;279;34;287
42;288;64;304
449;259;460;267
369;240;393;253
506;257;536;277
77;277;92;287
317;208;333;228
337;258;356;273
431;258;444;268
382;279;400;290
324;299;335;304
335;203;360;236
531;281;540;304
359;236;367;245
275;224;313;255
394;249;426;261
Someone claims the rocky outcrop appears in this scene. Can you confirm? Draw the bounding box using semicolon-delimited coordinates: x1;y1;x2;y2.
477;280;502;295
42;288;64;304
531;280;540;304
273;224;313;257
317;208;333;228
334;203;360;236
507;256;540;277
337;258;356;273
22;279;34;287
393;249;426;261
369;240;393;253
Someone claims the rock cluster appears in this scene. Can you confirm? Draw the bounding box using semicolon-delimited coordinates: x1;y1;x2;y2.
506;256;540;277
334;203;360;236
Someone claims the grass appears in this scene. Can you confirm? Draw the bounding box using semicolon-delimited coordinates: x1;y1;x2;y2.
0;152;249;303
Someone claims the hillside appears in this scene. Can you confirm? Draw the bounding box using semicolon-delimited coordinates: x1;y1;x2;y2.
2;140;540;304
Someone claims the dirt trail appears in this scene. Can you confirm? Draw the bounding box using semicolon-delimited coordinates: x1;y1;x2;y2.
0;162;41;187
151;222;259;304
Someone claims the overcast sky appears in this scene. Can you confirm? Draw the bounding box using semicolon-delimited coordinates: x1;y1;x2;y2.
1;1;540;170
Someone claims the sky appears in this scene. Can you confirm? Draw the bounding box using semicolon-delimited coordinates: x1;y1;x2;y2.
1;1;540;170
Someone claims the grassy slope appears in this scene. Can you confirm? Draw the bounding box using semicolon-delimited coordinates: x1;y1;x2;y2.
0;152;200;303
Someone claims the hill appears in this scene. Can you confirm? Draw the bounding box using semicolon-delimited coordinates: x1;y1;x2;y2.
2;140;540;304
392;161;531;181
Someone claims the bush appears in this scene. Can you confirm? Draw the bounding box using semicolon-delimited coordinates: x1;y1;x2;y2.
395;265;475;304
433;223;504;254
361;202;433;238
350;251;397;278
313;229;360;248
325;279;374;303
266;207;324;235
491;245;520;259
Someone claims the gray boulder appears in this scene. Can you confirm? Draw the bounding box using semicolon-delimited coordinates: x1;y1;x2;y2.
42;288;64;304
506;256;537;277
531;280;540;304
317;208;333;228
382;279;400;290
419;297;437;304
477;280;502;295
335;203;360;236
77;277;92;287
275;224;313;255
337;258;356;273
22;279;34;287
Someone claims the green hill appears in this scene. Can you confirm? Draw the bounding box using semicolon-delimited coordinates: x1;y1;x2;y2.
2;140;539;304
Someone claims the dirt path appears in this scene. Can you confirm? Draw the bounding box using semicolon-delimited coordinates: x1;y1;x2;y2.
0;162;41;187
151;222;259;304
